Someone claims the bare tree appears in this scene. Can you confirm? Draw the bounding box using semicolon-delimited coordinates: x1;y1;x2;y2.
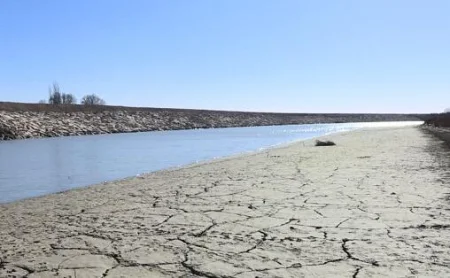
47;83;77;104
62;93;77;104
445;108;450;113
81;94;106;105
48;83;62;104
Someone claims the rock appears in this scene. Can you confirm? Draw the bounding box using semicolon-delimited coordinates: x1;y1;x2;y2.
0;109;421;141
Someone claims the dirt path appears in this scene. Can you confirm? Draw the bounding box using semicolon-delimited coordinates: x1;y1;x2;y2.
1;126;449;277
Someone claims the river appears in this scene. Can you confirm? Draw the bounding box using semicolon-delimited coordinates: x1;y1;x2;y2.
0;121;421;203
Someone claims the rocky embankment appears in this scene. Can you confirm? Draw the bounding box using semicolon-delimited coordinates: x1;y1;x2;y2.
0;102;422;140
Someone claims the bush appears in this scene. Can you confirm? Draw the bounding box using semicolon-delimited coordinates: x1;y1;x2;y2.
81;94;106;105
315;140;336;147
425;113;450;127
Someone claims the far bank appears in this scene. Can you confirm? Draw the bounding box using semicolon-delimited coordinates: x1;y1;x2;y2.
0;101;423;140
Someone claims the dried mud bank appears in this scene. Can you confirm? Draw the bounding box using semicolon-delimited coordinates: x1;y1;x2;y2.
0;103;419;140
1;126;450;277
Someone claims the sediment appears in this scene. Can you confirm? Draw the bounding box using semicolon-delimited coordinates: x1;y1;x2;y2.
0;102;421;140
1;126;450;277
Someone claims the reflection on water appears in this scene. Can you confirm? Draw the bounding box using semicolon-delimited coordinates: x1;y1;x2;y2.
0;121;421;203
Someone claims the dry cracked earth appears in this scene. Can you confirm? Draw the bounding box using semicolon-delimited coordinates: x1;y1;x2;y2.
1;126;450;277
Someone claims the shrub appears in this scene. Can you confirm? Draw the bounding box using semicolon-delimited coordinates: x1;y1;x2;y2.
425;113;450;127
81;94;106;105
315;140;336;147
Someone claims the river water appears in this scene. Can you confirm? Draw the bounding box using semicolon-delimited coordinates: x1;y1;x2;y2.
0;121;421;203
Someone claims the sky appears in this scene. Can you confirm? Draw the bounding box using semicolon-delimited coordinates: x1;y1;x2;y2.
0;0;449;113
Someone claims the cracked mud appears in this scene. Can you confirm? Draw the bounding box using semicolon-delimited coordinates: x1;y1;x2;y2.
1;126;450;277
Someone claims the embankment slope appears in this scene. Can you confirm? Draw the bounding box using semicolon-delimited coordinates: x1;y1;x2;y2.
0;102;420;140
0;102;423;140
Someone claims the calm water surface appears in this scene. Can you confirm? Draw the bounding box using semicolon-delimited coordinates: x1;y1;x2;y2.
0;121;421;203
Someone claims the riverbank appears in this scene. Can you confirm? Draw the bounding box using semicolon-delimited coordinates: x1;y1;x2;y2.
0;102;422;140
1;126;450;277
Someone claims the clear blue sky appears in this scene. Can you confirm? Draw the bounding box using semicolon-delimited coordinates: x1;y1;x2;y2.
0;0;449;113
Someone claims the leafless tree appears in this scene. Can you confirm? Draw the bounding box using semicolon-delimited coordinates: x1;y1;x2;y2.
48;83;62;104
81;94;106;105
47;82;77;104
62;93;77;104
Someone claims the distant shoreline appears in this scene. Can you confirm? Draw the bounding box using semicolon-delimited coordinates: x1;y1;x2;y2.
0;101;434;115
0;101;424;140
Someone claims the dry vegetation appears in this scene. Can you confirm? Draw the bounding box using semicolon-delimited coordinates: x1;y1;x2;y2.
0;101;427;119
424;113;450;128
